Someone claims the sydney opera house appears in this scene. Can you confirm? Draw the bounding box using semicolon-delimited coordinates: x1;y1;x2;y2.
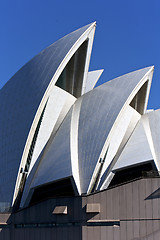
0;22;160;239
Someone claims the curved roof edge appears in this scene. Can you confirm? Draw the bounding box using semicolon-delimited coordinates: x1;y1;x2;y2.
12;22;96;206
86;66;154;193
19;66;155;205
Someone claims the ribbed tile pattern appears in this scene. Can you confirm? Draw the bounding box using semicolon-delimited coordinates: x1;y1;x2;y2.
0;23;92;204
78;67;152;193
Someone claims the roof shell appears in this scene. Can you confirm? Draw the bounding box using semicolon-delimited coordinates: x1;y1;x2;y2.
0;22;95;206
26;66;153;196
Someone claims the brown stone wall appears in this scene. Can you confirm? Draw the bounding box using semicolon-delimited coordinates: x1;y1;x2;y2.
0;178;160;240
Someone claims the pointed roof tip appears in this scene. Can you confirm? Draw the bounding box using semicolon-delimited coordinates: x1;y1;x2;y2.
121;66;155;78
146;65;154;71
134;65;154;72
129;66;154;74
86;21;96;25
133;66;154;77
145;65;154;71
82;21;96;29
91;21;96;26
63;21;96;40
95;66;155;91
84;21;96;29
90;69;104;73
122;66;155;80
143;65;154;75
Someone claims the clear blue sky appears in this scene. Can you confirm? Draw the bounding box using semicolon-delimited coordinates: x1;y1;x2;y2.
0;0;159;109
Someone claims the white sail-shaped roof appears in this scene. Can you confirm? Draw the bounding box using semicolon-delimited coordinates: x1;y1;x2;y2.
22;66;153;204
78;66;153;193
1;21;159;211
0;22;96;209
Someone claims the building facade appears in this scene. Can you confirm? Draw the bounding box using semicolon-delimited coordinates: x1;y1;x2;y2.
0;22;160;239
